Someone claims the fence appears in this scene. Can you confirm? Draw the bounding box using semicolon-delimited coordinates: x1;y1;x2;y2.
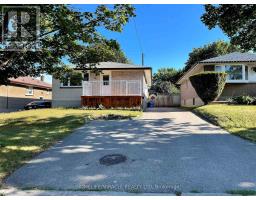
151;94;180;107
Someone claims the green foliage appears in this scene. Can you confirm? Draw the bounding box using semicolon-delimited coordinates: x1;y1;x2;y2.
229;95;256;105
153;68;182;83
0;5;135;84
189;72;227;105
151;67;181;94
201;5;256;51
194;104;256;142
151;81;180;95
183;40;240;73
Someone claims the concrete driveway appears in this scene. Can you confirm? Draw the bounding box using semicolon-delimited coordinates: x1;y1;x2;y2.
6;108;256;194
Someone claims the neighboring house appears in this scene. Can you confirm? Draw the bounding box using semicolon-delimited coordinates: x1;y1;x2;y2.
0;76;52;110
177;52;256;107
52;62;152;108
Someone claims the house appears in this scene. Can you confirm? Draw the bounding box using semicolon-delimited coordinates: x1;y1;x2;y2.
177;52;256;107
52;62;152;108
0;76;52;110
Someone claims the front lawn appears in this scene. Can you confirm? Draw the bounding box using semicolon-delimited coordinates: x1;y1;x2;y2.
0;108;141;184
194;104;256;142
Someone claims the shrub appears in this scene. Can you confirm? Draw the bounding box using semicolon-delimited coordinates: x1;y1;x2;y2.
229;95;256;105
189;72;227;105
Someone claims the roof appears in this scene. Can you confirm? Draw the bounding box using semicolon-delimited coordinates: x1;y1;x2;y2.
75;62;152;70
9;76;52;89
177;52;256;85
75;62;152;86
200;52;256;63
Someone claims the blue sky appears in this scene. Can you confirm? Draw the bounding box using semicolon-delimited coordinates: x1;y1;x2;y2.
45;4;229;83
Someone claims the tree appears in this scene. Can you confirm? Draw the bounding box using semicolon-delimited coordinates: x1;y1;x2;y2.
151;67;181;95
0;5;135;84
189;72;227;105
183;40;240;73
70;39;130;68
201;5;256;51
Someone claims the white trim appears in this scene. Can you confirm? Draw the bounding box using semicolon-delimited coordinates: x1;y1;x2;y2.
25;86;34;96
60;73;83;87
82;80;141;96
214;63;246;83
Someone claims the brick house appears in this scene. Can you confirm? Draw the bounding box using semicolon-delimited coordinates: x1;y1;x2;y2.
0;76;52;110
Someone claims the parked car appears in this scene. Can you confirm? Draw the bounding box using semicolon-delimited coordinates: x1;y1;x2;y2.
24;101;52;110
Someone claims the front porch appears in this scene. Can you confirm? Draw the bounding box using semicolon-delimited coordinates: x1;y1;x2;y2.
81;96;142;108
81;80;144;108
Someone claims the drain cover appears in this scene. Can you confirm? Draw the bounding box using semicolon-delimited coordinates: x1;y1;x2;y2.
99;154;127;166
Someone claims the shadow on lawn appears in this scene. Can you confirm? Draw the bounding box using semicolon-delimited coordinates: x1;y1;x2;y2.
0;114;91;182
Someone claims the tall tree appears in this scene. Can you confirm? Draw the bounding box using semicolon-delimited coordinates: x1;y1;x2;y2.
0;5;135;84
183;40;240;73
201;4;256;51
151;67;181;95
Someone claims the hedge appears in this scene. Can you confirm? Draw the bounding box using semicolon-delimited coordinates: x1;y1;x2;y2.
189;72;227;105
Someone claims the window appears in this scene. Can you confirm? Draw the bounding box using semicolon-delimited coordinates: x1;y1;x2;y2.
103;75;109;85
214;64;245;82
61;72;82;87
215;66;223;72
225;65;243;80
193;98;195;105
26;86;34;96
83;73;89;81
62;75;69;86
245;66;248;80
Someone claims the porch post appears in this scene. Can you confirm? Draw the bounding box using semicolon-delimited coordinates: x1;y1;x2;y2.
126;81;128;96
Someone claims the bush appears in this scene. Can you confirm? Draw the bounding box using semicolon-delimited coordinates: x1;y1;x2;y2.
189;72;227;105
229;95;256;105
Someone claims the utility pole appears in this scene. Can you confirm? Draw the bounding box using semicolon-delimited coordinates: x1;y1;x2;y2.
141;53;144;66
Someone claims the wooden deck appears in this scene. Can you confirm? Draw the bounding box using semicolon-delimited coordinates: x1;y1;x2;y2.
81;96;142;108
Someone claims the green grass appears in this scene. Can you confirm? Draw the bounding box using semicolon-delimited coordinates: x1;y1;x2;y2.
194;104;256;142
227;190;256;196
0;108;141;183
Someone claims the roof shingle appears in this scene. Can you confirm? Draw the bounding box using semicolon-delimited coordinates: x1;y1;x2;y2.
9;76;52;89
200;52;256;63
75;62;151;70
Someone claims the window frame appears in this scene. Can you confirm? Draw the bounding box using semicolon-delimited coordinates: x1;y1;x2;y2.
214;64;247;83
25;86;34;96
102;75;110;86
60;72;83;88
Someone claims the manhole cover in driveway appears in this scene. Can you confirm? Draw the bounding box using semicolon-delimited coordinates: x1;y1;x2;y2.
99;154;127;166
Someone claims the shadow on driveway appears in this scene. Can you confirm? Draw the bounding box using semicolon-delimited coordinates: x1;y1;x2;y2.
6;108;256;193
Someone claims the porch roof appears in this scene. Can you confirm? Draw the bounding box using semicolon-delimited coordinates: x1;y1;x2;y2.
76;62;152;86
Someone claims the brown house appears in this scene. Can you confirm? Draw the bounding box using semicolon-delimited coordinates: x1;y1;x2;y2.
177;52;256;106
0;76;52;110
52;62;152;108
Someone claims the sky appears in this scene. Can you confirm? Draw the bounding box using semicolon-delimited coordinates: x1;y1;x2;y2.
45;4;229;83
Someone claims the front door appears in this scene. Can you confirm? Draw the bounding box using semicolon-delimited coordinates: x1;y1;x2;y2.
101;72;111;96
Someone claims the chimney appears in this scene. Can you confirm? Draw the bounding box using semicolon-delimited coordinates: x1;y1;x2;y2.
40;75;45;82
